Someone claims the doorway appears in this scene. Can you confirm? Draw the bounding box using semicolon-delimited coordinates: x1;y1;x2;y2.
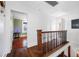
11;10;28;50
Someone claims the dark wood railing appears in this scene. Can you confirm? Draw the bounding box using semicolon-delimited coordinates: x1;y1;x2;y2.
37;30;67;54
7;30;69;57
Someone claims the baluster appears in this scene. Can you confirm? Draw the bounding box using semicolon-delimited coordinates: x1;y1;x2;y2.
59;32;61;45
45;33;48;53
60;31;62;44
57;32;58;46
53;32;55;49
61;31;62;44
62;31;64;43
60;32;62;45
62;31;64;44
53;32;56;48
48;32;51;51
52;32;54;49
48;32;52;51
61;31;63;44
63;31;64;44
64;31;66;43
53;38;55;48
65;31;67;43
47;33;49;52
42;33;46;54
63;31;65;43
57;32;59;46
50;32;52;50
43;33;47;54
56;32;57;47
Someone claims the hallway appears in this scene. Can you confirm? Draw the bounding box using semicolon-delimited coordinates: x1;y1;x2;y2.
0;1;79;57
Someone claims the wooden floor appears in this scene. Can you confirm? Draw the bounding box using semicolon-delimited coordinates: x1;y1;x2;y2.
7;41;69;57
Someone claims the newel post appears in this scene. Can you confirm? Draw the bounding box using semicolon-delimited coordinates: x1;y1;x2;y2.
37;30;42;49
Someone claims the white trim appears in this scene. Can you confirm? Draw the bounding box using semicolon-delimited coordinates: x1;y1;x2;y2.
49;42;70;57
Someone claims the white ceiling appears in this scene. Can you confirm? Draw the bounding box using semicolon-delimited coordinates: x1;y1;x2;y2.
8;1;79;19
51;1;79;18
57;1;79;14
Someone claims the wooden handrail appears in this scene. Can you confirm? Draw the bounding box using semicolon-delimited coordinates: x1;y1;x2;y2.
37;30;67;54
42;30;67;33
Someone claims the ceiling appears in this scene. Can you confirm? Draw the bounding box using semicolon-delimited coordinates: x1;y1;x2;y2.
45;1;79;18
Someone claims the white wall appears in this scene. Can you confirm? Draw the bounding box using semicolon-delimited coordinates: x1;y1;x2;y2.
0;11;5;56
